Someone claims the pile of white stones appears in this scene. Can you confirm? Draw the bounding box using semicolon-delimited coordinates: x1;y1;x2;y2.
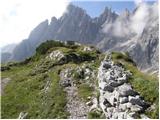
97;55;149;119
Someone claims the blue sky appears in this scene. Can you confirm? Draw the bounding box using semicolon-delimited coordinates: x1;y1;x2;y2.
71;1;156;17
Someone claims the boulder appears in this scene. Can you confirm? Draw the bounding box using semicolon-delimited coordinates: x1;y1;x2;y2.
117;83;137;97
129;96;146;107
109;81;120;87
119;103;127;111
103;62;111;69
103;85;114;92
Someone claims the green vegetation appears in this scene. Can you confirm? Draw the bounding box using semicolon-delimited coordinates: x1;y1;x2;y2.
88;111;102;119
111;52;159;119
1;40;101;119
1;63;69;118
78;84;94;101
88;109;105;119
36;40;64;54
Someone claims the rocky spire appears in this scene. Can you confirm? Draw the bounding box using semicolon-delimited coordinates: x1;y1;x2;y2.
96;6;118;25
121;8;130;18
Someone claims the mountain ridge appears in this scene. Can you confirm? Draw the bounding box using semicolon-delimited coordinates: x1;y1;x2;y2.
1;3;158;74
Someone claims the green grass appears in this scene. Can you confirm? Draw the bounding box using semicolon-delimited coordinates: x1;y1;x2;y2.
78;84;94;101
1;40;103;119
88;110;105;119
111;52;159;119
1;61;69;119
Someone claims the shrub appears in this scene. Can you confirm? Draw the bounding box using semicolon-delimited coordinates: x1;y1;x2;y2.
36;40;64;54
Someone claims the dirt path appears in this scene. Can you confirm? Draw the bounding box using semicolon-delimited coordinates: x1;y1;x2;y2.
65;86;89;119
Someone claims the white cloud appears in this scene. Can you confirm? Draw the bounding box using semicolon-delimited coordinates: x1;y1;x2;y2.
0;0;70;48
102;1;158;38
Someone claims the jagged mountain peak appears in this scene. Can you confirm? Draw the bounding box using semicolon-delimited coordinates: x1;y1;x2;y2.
121;8;130;17
65;4;88;17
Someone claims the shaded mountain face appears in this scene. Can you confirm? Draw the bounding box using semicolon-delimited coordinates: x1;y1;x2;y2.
97;2;159;73
2;3;158;73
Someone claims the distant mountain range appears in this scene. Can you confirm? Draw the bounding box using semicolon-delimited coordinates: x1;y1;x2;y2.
1;3;158;73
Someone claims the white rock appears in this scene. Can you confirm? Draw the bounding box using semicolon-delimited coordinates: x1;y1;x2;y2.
130;105;143;112
49;50;64;61
140;114;149;119
86;101;93;106
117;83;136;97
83;46;93;51
18;112;28;119
117;112;127;119
119;103;127;111
126;102;132;108
90;98;98;111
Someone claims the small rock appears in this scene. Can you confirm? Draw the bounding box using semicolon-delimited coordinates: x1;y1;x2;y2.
86;101;93;106
128;112;138;118
140;114;149;119
83;46;93;51
109;81;120;87
112;113;118;119
119;97;128;104
103;62;111;69
103;85;114;92
117;112;127;119
60;79;71;87
87;96;91;100
130;105;143;112
18;112;28;119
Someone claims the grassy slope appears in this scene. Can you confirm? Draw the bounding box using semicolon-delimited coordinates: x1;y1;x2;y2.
111;52;159;119
1;41;102;119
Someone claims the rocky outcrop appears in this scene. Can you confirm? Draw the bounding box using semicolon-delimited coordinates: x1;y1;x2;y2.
47;50;64;61
97;55;149;119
